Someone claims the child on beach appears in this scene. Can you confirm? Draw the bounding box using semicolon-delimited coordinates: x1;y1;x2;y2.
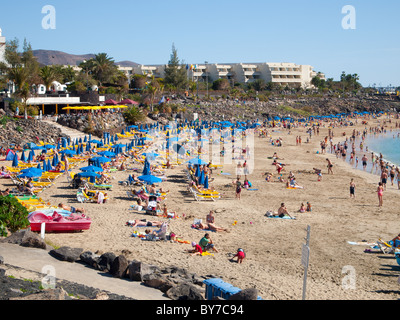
230;248;246;264
377;182;384;207
189;242;203;256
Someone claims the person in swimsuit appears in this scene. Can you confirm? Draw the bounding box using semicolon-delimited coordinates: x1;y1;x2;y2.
350;179;356;198
326;159;333;174
377;182;384;207
233;178;242;200
58;203;85;213
390;166;396;186
362;155;368;170
126;219;164;228
381;169;388;190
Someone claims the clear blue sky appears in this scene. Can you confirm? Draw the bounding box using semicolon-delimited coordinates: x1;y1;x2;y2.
1;0;399;87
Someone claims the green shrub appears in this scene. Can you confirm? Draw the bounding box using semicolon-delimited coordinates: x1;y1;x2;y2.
123;106;145;124
0;196;30;236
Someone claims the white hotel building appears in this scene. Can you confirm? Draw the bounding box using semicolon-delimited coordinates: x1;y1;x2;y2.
120;62;323;89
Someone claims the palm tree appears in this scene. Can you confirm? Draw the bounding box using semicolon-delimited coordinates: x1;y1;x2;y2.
91;53;118;86
39;66;57;91
8;66;30;118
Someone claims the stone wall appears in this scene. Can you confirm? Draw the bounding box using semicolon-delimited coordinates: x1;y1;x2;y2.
57;112;126;138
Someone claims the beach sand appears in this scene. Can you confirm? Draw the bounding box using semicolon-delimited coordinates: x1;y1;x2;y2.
2;117;400;300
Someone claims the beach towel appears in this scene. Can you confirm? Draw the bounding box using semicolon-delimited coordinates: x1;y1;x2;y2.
267;216;296;220
347;241;377;246
201;252;214;257
265;212;295;220
247;188;258;191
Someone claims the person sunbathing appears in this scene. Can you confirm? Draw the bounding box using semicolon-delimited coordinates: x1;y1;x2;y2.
58;203;85;214
126;219;164;228
131;199;144;211
193;221;229;232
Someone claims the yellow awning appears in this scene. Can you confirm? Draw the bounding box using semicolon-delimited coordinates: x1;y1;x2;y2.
62;105;128;110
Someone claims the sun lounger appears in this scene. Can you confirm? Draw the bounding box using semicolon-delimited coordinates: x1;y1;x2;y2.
190;187;220;201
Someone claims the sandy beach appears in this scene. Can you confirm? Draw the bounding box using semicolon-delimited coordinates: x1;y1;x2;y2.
2;115;400;300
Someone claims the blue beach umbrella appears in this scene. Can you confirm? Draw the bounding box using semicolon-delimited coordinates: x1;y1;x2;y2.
199;170;205;185
80;165;103;173
28;150;34;162
76;171;101;183
143;157;151;175
21;167;43;175
18;171;41;179
204;175;209;189
20;152;26;163
143;152;159;160
90;156;111;164
188;157;208;166
98;151;116;157
12;154;19;167
61;149;77;156
138;175;162;185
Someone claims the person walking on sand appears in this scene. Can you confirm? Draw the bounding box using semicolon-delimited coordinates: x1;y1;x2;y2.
377;182;384;207
233;178;242;200
326;159;333;174
350;179;356;198
381;169;388;190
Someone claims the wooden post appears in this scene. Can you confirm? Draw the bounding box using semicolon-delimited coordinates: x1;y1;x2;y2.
55;104;58;115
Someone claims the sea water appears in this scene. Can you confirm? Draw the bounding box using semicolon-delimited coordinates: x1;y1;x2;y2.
364;131;400;167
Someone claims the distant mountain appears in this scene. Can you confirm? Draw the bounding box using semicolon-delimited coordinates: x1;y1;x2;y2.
115;60;139;67
33;50;138;68
33;50;95;66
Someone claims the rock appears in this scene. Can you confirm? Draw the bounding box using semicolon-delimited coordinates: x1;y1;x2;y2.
79;251;100;268
0;268;5;277
0;230;27;245
49;247;84;262
0;229;48;250
142;273;174;293
228;288;258;300
96;252;116;272
20;230;47;250
166;283;205;300
128;260;161;282
110;255;129;278
0;256;4;265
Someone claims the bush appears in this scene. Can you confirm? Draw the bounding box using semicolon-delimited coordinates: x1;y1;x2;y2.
123;105;145;124
0;196;30;236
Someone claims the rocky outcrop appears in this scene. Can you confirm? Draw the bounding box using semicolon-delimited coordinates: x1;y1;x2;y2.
57;112;126;137
0;118;68;149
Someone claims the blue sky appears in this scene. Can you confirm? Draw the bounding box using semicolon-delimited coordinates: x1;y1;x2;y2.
1;0;399;87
